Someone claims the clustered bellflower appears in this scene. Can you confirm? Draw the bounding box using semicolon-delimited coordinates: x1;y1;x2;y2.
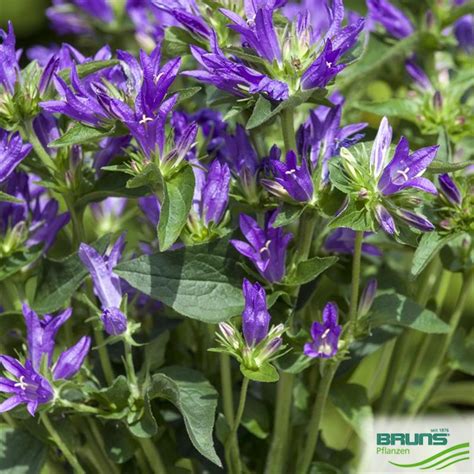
187;159;231;241
217;279;285;370
0;172;70;257
231;211;292;283
304;302;342;359
338;116;438;235
0;130;32;183
181;1;364;100
0;305;90;416
79;235;128;336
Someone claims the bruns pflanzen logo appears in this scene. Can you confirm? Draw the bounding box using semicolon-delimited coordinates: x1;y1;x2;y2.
361;416;474;473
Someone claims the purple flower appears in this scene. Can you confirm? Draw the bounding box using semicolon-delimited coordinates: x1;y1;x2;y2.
368;117;438;234
152;0;212;39
0;130;32;183
358;278;377;317
22;304;72;371
0;172;70;254
367;0;414;39
222;125;261;203
193;160;231;225
262;149;314;202
0;357;54;416
298;96;366;185
183;32;289;101
242;279;271;346
52;336;91;380
0;23;20;94
79;235;128;335
304;302;342;358
454;14;474;52
438;174;462;206
231;211;292;283
405;59;432;90
139;195;161;227
324;228;382;257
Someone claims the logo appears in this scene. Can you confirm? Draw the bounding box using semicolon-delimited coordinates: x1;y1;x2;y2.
361;416;474;473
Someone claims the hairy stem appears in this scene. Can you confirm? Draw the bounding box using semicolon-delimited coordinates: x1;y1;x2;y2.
227;377;250;474
93;327;115;386
348;231;363;323
138;438;168;474
409;270;474;415
41;413;86;474
280;107;297;154
297;362;338;473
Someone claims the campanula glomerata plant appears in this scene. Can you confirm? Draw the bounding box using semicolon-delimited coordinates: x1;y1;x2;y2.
0;0;473;472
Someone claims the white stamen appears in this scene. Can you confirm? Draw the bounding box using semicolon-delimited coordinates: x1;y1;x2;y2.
285;169;296;175
397;167;410;182
322;328;331;339
259;239;272;254
14;375;28;390
139;114;153;125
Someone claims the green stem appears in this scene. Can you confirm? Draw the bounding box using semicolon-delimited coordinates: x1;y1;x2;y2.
93;327;115;386
280;107;297;154
64;194;86;248
264;372;295;474
294;210;317;264
41;413;86;474
408;270;474;415
23;120;56;173
348;231;363;323
87;419;119;474
227;377;250;474
220;354;235;426
82;421;119;474
138;438;168;474
124;339;140;399
297;363;338;474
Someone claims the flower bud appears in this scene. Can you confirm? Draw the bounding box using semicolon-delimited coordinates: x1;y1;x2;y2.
358;278;377;317
101;307;127;336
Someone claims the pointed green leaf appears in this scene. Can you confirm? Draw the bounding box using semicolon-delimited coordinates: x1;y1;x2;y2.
148;366;221;466
285;256;338;286
50;123;116;148
368;292;450;334
158;166;195;251
116;237;245;322
240;363;279;383
0;428;46;474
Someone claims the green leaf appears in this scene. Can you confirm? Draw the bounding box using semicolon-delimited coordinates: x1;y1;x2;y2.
410;232;460;279
158;166;195;251
429;382;474;406
246;95;273;130
59;59;120;82
240;363;279;383
286;256;338;286
32;235;110;314
273;205;305;227
0;191;22;203
103;422;137;464
116;238;245;322
0;427;46;474
329;384;372;440
327;201;373;232
176;86;202;104
75;172;149;208
246;88;329;130
93;376;130;419
428;160;473;173
0;247;42;282
368;292;450;334
241;397;270;439
50;123;116;148
148;366;221;466
128;395;158;438
448;329;474;376
352;99;418;121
